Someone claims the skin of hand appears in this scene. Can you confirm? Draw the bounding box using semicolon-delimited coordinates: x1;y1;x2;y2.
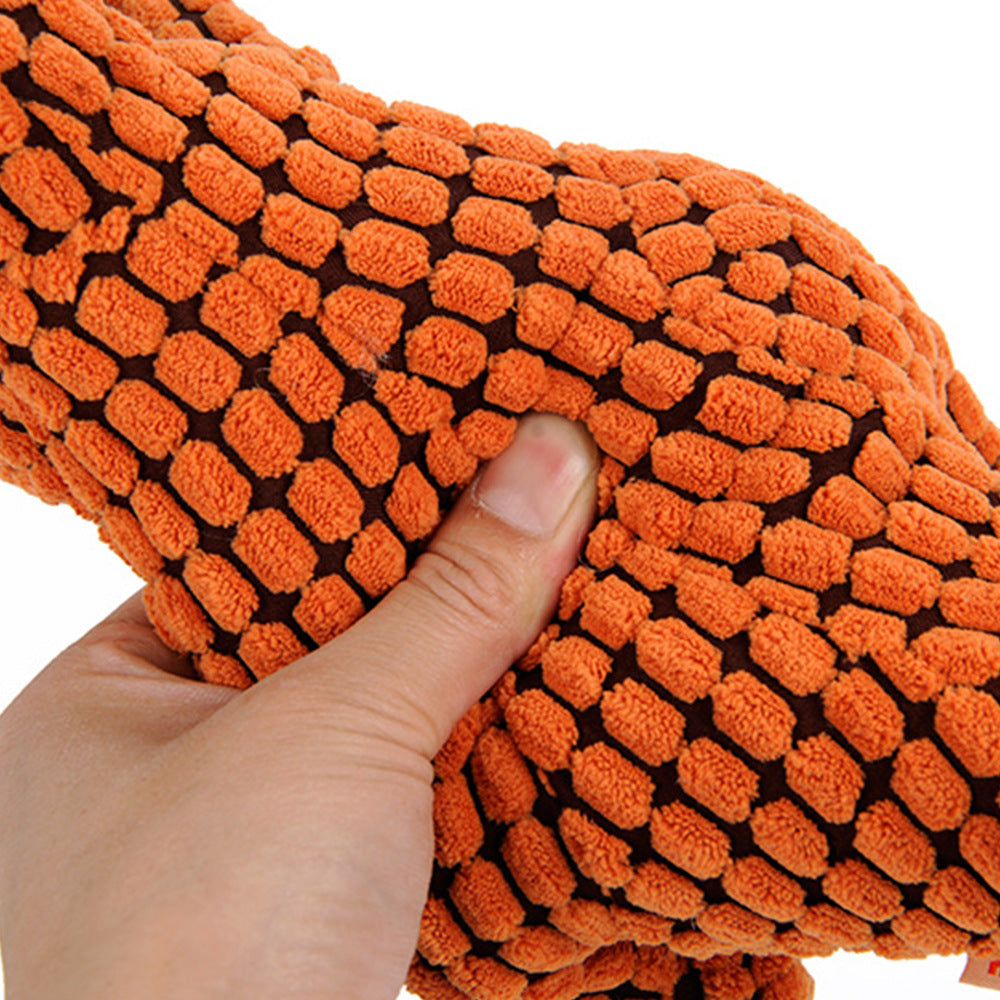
0;412;599;1000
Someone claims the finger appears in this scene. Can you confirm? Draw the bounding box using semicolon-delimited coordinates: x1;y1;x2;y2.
71;586;200;681
265;413;599;760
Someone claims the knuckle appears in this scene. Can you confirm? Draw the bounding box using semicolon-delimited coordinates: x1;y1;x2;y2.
404;537;526;638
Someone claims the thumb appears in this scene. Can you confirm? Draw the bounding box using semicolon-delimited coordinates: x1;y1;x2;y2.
267;412;599;760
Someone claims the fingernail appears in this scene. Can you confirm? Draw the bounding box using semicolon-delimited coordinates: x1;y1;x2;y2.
472;414;598;537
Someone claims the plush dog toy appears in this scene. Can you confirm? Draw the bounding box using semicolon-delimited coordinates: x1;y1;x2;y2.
1;0;999;998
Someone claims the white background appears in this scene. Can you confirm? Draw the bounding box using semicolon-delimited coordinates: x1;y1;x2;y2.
1;0;998;997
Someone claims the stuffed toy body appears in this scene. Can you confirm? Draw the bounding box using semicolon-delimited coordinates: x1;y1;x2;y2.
1;0;999;998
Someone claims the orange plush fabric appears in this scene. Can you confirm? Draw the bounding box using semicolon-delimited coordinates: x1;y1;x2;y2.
1;1;1000;998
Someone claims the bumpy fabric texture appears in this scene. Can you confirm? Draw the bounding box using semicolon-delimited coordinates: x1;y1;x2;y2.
1;0;1000;998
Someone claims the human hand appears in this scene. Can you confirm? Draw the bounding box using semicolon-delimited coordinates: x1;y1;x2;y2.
0;413;598;1000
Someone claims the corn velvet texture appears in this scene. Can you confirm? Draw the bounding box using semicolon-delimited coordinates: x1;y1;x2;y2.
1;1;1000;999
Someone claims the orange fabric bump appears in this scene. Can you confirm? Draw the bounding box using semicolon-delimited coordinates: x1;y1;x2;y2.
600;678;684;767
760;517;852;591
181;141;264;223
332;400;399;487
285;138;362;211
677;737;759;824
727;446;812;504
483;349;547;413
107;86;188;161
28;31;109;113
551;303;633;380
614;479;694;548
168;438;251;526
748;613;837;696
456;409;515;459
540;635;611;711
570;741;655;830
144;571;212;654
221;388;302;478
449;857;525;943
649;431;739;498
182;548;258;632
789;262;861;330
806;474;886;540
433;773;485;868
578;573;652;650
31;325;118;400
405;316;488;388
849;546;941;615
501;815;576;911
154;330;242;412
884;499;970;564
750;799;829;879
650;802;731;880
429;250;515;324
125;216;214;302
0;146;90;230
363;164;449;226
625;861;703;922
697;374;789;445
232;506;317;593
890;738;970;832
344;519;405;598
744;576;820;625
822;669;904;762
267;332;344;423
237;621;308;679
853;800;936;884
726;250;790;303
128;478;198;559
470;155;555;203
221;53;300;120
104;379;187;460
536;219;610;290
589;249;667;323
559;809;634;890
622;340;703;412
77;274;169;357
910;463;993;524
205;91;286;167
769;399;851;452
63;417;137;495
852;429;910;502
200;271;282;357
554;175;629;230
585;400;657;466
504;688;578;772
805;372;876;418
452;195;539;256
293;573;363;644
711;670;796;760
287;457;362;543
260;191;340;269
925;868;1000;936
939;578;1000;633
785;733;865;825
622;179;689;237
98;503;163;580
635;615;721;702
637;222;715;285
382;123;468;178
683;500;764;564
341;217;430;289
822;859;902;923
375;366;451;432
385;462;439;542
319;282;405;369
